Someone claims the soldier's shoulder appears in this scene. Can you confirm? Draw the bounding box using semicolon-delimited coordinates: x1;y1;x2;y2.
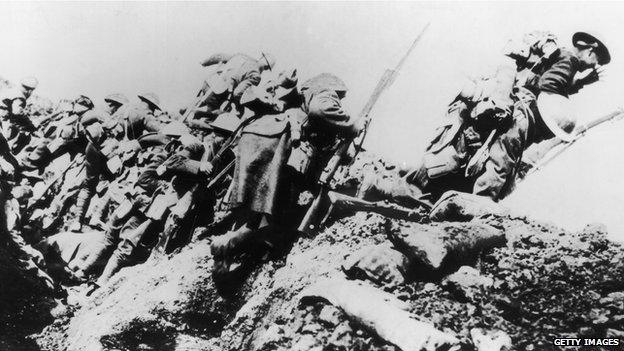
126;105;148;118
554;48;579;64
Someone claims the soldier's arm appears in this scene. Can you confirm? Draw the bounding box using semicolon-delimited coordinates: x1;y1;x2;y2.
536;55;578;140
538;54;577;97
0;133;19;170
308;90;358;136
232;69;261;100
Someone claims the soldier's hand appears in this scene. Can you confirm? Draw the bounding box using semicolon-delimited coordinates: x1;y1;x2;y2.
573;66;604;88
162;154;207;177
199;161;213;176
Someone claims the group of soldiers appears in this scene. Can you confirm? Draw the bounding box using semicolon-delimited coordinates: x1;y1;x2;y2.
1;52;363;294
359;30;610;205
1;30;611;295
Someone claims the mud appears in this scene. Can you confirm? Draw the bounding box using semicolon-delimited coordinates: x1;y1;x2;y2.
26;207;624;351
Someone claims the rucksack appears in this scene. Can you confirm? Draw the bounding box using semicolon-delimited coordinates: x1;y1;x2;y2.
503;31;561;72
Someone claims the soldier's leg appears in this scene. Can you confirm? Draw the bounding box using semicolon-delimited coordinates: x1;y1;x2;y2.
210;211;266;275
70;160;99;231
473;110;530;201
71;207;133;276
95;217;154;286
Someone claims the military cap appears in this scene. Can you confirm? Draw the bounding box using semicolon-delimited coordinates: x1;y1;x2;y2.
104;93;129;106
138;93;161;111
301;73;347;93
20;76;38;90
201;53;233;67
74;95;94;110
573;31;611;65
258;52;276;71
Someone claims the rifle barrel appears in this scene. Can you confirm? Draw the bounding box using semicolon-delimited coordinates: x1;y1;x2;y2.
394;23;430;74
353;23;430;152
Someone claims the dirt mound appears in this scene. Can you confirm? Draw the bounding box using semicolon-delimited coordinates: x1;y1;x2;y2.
35;212;396;350
32;204;624;351
1;230;59;350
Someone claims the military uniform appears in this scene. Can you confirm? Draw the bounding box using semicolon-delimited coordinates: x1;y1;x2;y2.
71;96;164;231
192;53;269;120
403;32;610;202
79;135;208;284
211;73;357;280
472;48;584;199
0;87;36;154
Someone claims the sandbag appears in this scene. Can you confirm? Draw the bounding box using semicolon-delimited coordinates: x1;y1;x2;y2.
342;243;411;287
429;191;510;222
388;220;505;272
300;278;459;351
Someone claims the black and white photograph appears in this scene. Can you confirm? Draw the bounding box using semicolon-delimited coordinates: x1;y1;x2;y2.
2;1;624;350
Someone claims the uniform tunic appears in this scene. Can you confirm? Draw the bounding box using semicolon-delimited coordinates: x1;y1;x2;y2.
226;86;356;218
473;48;583;199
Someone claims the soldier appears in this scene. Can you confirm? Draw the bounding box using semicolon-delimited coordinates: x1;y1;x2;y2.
20;95;95;172
0;76;38;117
104;93;129;116
123;93;166;139
184;52;276;121
361;31;610;204
470;31;610;199
1;77;39;154
69;93;166;232
209;72;359;283
75;134;207;288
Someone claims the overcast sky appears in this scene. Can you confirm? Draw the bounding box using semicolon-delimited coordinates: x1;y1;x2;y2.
0;1;622;164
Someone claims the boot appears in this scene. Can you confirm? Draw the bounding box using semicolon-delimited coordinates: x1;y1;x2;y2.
70;187;93;232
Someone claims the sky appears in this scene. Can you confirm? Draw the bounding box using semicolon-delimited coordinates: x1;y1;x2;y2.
1;1;623;164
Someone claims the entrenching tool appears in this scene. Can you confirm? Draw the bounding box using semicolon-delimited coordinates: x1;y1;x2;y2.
298;23;430;234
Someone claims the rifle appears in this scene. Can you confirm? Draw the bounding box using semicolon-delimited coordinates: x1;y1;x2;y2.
298;23;430;234
524;108;624;177
152;112;260;254
320;191;424;224
181;89;209;122
26;156;81;211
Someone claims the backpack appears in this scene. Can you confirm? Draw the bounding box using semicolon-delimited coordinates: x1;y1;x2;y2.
503;31;560;72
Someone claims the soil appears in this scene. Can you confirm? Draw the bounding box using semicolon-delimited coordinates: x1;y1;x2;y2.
27;209;624;351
